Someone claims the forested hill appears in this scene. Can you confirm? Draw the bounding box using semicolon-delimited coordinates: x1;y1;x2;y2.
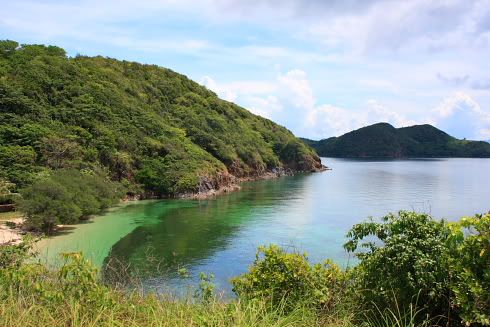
302;123;490;158
0;40;323;197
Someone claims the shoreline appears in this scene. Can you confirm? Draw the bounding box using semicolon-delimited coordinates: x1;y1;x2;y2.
0;216;24;245
1;167;330;246
181;167;328;200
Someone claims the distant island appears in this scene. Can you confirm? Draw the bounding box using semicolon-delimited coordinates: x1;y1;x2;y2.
302;123;490;158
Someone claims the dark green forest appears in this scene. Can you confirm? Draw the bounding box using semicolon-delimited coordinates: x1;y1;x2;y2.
0;40;322;195
303;122;490;158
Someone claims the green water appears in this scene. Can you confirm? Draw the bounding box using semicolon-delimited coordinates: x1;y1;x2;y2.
37;158;490;295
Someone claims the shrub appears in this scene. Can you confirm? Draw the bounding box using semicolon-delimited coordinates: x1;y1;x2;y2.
19;178;82;232
0;237;34;269
0;247;113;308
446;213;490;326
344;211;451;323
18;169;123;233
231;244;345;312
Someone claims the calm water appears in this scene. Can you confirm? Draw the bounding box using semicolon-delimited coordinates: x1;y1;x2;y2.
37;158;490;296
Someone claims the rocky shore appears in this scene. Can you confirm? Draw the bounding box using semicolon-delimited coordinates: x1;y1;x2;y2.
183;164;328;200
1;165;329;244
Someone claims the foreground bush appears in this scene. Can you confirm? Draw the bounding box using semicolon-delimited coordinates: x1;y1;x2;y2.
1;211;488;326
447;213;490;326
0;243;327;327
231;245;346;312
344;211;452;325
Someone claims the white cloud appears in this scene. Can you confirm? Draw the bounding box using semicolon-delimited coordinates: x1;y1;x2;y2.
202;69;429;138
277;69;315;110
199;76;281;118
430;92;490;139
9;0;485;140
200;76;238;102
305;99;417;138
305;0;490;54
247;95;283;118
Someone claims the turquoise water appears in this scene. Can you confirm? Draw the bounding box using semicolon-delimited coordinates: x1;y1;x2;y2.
37;158;490;296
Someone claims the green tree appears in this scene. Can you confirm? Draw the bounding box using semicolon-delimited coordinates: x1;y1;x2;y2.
0;40;322;199
19;179;81;233
18;169;123;233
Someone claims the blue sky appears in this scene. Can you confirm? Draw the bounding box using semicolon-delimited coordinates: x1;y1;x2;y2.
1;0;490;140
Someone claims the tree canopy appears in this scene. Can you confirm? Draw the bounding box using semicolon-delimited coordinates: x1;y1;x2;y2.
0;40;322;198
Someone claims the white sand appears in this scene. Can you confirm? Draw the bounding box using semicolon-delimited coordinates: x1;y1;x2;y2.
0;218;23;245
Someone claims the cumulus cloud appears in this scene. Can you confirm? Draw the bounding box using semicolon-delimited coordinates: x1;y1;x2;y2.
200;76;281;117
277;69;315;110
430;92;490;140
305;0;490;54
204;70;490;141
247;95;283;118
203;69;420;138
305;99;417;138
4;0;489;140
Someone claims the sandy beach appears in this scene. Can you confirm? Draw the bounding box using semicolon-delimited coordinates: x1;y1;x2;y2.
0;217;23;245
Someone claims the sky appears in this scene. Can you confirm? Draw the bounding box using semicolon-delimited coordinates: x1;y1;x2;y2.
1;0;490;140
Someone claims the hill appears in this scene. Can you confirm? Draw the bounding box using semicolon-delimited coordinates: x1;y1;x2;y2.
0;40;323;198
303;122;490;158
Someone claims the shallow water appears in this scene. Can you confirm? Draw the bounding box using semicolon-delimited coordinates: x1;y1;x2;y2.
37;158;490;296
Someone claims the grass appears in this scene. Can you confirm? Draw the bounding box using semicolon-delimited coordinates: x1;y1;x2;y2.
0;292;350;327
0;252;355;327
0;211;22;222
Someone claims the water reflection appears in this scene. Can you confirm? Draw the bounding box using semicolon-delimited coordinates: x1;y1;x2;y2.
102;175;312;293
37;158;490;297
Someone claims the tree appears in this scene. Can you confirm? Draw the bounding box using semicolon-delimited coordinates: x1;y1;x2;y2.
19;179;81;233
18;169;123;233
0;178;19;205
0;40;18;58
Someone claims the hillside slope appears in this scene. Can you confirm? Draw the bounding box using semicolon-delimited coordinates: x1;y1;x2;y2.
0;41;323;197
303;123;490;158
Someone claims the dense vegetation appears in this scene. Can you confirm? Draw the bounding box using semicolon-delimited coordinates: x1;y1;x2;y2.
0;40;322;230
0;211;488;326
0;40;321;194
303;123;490;158
18;169;123;233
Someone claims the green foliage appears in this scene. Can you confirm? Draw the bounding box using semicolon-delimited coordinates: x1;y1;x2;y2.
58;252;114;307
0;249;113;309
18;169;123;233
363;301;435;327
232;244;345;311
1;212;488;327
0;237;34;269
344;211;451;323
0;178;19;205
195;272;216;302
0;40;321;198
0;246;327;327
304;122;490;158
446;214;490;325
